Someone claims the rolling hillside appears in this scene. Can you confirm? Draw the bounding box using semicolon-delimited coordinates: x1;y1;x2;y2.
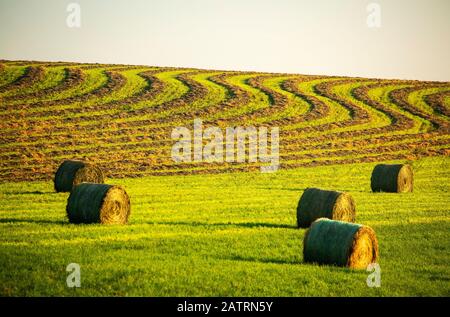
0;60;449;180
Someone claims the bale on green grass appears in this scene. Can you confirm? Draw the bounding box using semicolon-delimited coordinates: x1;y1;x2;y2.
54;160;104;192
66;183;130;224
371;164;413;193
303;218;378;269
296;188;356;228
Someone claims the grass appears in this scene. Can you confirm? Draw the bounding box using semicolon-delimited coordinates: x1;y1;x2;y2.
260;75;310;122
0;156;449;296
145;71;228;122
128;70;192;112
286;77;351;130
0;66;27;88
368;84;433;133
0;60;448;296
213;74;270;122
1;66;66;99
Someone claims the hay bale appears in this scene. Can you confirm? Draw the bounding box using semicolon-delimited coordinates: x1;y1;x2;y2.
66;183;130;224
296;188;356;228
303;218;378;269
371;164;413;193
54;160;104;192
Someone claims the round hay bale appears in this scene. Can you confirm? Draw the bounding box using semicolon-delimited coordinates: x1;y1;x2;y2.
303;218;378;269
371;164;413;193
54;160;104;192
66;183;130;224
296;188;356;228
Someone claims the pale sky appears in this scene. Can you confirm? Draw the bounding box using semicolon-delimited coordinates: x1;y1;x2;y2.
0;0;449;81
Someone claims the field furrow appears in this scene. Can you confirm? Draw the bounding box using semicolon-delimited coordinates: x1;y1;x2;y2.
0;61;448;182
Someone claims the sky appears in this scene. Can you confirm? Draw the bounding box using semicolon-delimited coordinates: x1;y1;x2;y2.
0;0;449;81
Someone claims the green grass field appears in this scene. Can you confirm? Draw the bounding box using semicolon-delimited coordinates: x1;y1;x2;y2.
1;157;449;296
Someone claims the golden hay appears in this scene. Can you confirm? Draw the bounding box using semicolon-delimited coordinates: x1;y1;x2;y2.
54;160;104;192
296;188;356;228
303;218;378;269
66;183;130;225
371;164;413;193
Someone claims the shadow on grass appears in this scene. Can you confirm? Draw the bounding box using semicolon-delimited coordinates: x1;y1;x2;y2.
255;187;307;192
330;189;368;193
217;256;361;273
0;218;66;225
260;187;367;193
148;220;297;230
218;255;300;265
1;191;56;195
